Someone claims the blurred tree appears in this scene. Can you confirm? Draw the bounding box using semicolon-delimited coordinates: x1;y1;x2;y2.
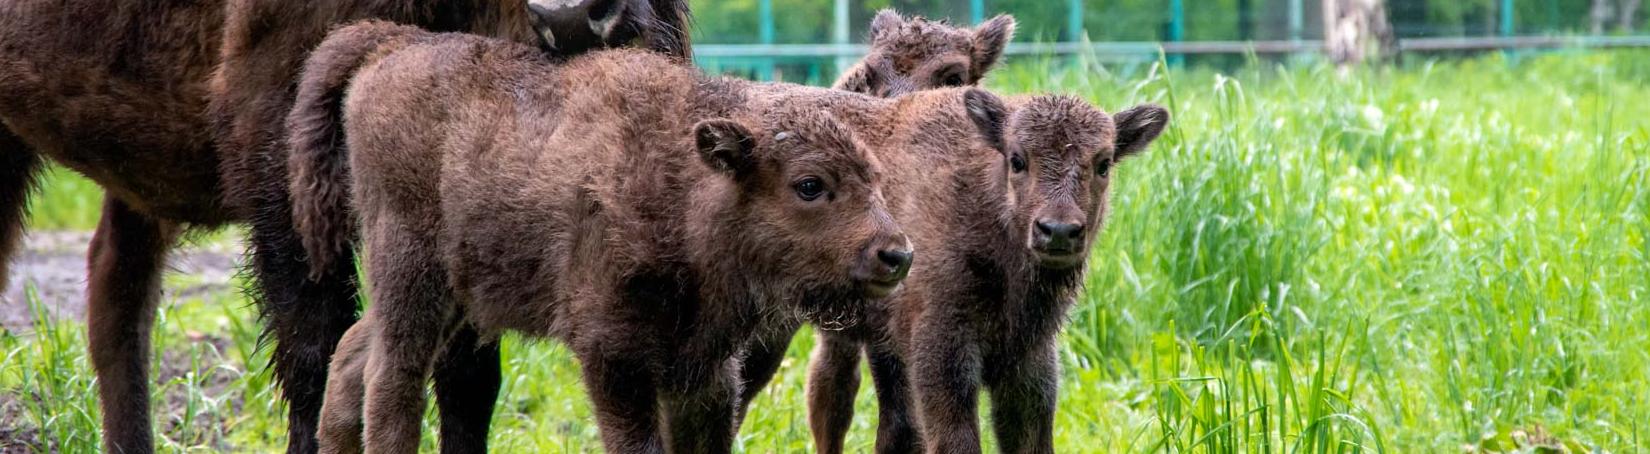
1324;0;1395;65
1593;0;1645;33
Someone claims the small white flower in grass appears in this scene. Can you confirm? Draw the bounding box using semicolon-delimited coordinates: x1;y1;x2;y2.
1361;104;1385;129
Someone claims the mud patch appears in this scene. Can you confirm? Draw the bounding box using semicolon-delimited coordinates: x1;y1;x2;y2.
1;231;244;333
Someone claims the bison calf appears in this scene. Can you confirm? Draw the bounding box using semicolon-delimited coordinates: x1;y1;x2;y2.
731;9;1031;451
834;9;1015;97
733;6;1019;419
288;22;924;453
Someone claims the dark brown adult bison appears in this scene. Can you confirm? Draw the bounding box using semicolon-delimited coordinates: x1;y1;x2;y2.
0;1;688;452
284;23;945;453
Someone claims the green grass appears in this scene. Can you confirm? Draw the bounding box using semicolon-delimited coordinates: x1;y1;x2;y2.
4;50;1647;452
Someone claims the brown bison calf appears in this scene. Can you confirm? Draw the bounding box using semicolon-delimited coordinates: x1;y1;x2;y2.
289;22;942;453
891;97;1166;453
834;9;1016;98
732;6;1019;418
731;9;1030;451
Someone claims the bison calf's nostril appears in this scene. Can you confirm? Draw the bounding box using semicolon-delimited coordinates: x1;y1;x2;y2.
1036;220;1082;240
877;249;913;272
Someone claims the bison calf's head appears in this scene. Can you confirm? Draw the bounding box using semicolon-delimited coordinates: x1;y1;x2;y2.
837;10;1015;97
986;95;1168;269
694;111;911;322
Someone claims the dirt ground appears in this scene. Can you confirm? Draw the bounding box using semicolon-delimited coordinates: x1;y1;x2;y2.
1;231;244;333
2;231;248;451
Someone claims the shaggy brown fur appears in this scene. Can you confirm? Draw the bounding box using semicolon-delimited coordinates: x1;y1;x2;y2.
734;91;1169;453
833;10;1015;98
290;23;972;453
0;0;688;452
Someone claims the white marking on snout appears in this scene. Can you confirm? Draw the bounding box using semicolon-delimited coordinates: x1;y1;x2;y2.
589;3;624;37
539;0;583;9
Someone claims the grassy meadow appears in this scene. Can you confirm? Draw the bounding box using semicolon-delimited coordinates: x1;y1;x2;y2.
3;50;1648;452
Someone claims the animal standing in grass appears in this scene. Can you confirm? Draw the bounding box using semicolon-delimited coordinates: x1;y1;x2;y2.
733;5;1018;424
287;23;944;453
735;9;1118;453
0;0;687;452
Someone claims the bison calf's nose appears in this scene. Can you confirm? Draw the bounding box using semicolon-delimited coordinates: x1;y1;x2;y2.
855;243;913;298
1034;220;1084;253
877;248;913;280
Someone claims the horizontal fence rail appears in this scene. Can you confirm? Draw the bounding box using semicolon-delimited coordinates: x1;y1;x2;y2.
695;35;1650;59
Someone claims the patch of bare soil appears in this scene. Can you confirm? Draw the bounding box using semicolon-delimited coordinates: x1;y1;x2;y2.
2;231;243;333
2;231;250;451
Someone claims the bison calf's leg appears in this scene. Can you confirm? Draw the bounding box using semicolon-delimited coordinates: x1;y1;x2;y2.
865;343;921;454
661;358;739;454
318;319;373;454
0;130;40;298
984;342;1059;454
433;325;501;453
805;331;863;454
86;199;178;454
579;351;665;454
910;318;984;454
360;220;456;453
733;323;798;427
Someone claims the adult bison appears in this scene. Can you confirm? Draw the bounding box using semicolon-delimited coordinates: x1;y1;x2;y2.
0;0;688;452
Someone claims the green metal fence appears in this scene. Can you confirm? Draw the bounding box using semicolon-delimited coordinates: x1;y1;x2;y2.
690;0;1650;84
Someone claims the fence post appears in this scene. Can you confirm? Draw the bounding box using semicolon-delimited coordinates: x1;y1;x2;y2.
1067;0;1083;41
834;0;851;81
972;0;985;25
1289;0;1305;61
1501;0;1517;62
758;0;774;80
1167;0;1185;66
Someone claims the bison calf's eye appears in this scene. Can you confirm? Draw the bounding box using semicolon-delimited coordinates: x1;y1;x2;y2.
794;176;826;201
1010;154;1027;173
943;73;965;87
1095;157;1112;178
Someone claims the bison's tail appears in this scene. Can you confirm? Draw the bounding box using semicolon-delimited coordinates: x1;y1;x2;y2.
287;21;426;280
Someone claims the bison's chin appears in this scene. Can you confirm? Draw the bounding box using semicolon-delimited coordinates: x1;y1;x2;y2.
1033;249;1088;270
790;285;872;332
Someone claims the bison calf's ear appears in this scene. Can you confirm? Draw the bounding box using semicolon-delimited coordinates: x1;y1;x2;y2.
695;119;757;175
972;15;1016;77
964;88;1009;152
1113;104;1170;159
869;9;904;41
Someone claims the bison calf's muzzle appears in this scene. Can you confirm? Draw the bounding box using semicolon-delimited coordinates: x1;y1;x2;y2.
854;234;914;298
1032;217;1086;266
